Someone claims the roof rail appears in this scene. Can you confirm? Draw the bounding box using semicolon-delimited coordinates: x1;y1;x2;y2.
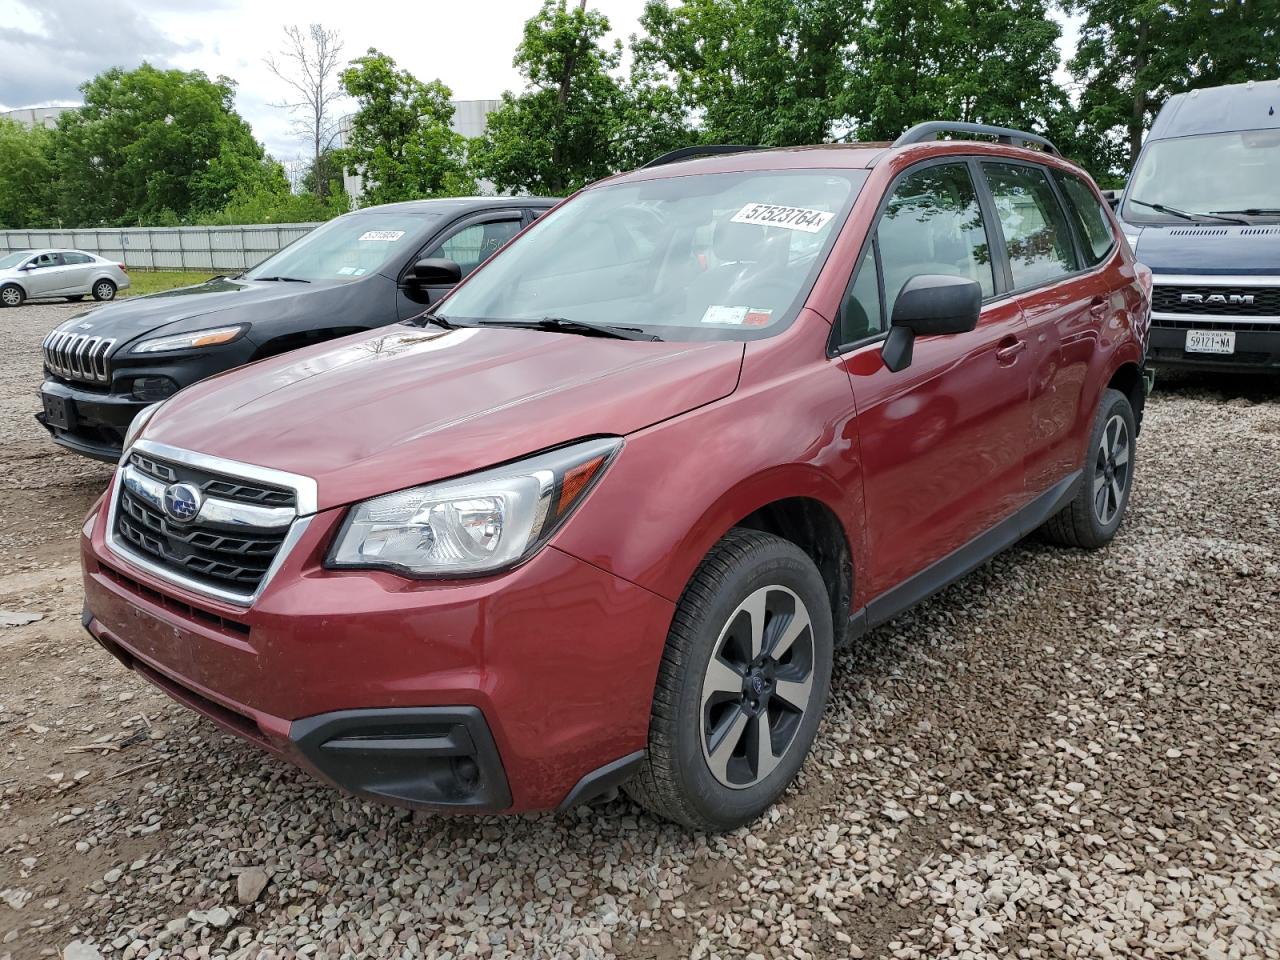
894;121;1060;156
643;144;764;168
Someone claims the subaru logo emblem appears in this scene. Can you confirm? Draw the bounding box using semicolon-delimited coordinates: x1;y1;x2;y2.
162;482;203;523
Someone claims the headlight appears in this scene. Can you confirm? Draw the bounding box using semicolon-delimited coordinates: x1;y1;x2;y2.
327;437;621;577
120;400;165;460
131;324;245;354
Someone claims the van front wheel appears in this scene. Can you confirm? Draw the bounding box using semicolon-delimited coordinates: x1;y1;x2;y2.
625;528;833;831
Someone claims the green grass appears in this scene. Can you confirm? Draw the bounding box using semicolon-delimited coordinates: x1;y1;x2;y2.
122;270;217;297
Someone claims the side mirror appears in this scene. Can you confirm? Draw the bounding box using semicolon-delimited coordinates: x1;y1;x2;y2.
407;258;462;286
881;274;982;373
1101;189;1122;211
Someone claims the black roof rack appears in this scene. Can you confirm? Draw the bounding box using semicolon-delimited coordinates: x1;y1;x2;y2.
893;121;1060;156
643;144;765;168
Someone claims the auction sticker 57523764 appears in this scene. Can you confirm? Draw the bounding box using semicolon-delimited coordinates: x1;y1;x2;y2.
731;203;834;233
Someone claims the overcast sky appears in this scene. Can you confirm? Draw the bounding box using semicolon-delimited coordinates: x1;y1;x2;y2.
0;0;1080;163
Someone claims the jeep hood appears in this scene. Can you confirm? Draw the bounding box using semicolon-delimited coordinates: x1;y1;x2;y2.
1128;223;1280;276
144;325;745;510
59;277;373;345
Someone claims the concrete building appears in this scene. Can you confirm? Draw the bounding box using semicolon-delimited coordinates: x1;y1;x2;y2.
0;105;76;129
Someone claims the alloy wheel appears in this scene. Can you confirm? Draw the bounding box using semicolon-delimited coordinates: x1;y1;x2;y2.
1093;414;1130;526
1;288;19;306
699;584;816;789
95;282;115;300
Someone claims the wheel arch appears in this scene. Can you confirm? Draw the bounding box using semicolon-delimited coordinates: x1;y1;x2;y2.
1;279;28;297
1105;359;1146;434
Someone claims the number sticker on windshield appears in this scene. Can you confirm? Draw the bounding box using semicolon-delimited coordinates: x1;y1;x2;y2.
358;230;406;242
701;305;774;326
731;203;834;233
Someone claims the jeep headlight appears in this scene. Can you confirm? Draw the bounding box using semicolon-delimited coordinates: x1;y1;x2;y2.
327;438;620;577
131;324;246;354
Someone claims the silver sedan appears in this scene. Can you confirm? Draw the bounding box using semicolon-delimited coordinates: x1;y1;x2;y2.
0;248;131;307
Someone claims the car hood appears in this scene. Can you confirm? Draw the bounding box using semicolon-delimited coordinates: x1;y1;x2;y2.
1127;223;1280;276
144;325;745;511
57;277;369;345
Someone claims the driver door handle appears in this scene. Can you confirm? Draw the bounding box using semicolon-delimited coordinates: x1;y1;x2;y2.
995;337;1026;364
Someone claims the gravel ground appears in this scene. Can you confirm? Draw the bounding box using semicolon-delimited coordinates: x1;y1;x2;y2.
1;301;1278;960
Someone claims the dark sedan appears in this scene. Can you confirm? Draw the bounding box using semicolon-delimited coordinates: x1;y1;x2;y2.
37;196;556;461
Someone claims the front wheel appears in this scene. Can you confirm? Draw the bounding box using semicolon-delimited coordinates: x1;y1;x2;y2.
92;279;117;302
625;529;833;831
1041;387;1136;548
0;284;23;308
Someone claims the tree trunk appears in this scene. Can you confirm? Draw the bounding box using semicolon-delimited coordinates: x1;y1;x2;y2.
549;0;588;191
1129;20;1149;167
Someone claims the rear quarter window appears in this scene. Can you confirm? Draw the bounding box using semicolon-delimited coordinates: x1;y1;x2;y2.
1055;171;1116;266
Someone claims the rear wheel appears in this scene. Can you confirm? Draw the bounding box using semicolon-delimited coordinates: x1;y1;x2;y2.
0;284;23;308
92;279;116;302
1041;387;1136;548
625;529;833;831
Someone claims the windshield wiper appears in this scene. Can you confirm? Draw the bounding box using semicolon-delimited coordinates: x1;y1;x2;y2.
253;275;311;283
1128;198;1249;225
474;317;662;341
1210;207;1280;217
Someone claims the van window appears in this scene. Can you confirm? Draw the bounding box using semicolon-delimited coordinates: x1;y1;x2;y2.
876;163;994;318
982;163;1079;288
1056;172;1115;265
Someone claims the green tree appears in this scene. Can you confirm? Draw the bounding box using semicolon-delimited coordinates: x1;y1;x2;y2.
0;119;56;229
337;49;475;205
850;0;1063;140
633;0;861;146
1067;0;1280;177
471;1;634;194
50;64;279;226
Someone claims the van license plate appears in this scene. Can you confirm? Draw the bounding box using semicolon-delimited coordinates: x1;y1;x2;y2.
1185;329;1235;354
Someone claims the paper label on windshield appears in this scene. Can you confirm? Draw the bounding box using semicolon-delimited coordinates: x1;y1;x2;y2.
358;230;405;242
701;305;774;326
731;203;834;233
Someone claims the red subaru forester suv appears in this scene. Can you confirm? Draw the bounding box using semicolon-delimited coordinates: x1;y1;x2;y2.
80;123;1152;831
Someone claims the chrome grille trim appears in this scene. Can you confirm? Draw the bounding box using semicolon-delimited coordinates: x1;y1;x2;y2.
104;439;319;607
120;464;295;529
43;330;115;384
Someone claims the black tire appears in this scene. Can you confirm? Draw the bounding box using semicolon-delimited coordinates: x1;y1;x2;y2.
0;284;23;308
625;528;833;831
1041;387;1136;549
66;294;85;302
92;279;116;302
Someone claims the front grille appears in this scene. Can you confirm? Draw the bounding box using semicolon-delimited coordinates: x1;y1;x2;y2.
130;452;296;509
1152;285;1280;317
112;451;297;597
43;331;115;384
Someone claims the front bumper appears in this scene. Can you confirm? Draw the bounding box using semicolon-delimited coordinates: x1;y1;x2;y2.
80;486;675;813
1148;313;1280;373
37;380;144;461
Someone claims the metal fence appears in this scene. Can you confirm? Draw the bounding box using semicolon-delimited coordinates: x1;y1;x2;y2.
0;223;320;272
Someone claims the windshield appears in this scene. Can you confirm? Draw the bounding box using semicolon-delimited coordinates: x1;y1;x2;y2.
243;212;439;282
0;251;33;269
1123;129;1280;223
438;170;866;341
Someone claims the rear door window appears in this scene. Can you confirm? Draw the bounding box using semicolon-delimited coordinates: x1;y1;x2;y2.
875;162;995;319
1054;171;1116;266
981;163;1080;288
63;253;93;265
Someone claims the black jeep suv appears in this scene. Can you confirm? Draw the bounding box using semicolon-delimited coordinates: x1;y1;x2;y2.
37;196;555;461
